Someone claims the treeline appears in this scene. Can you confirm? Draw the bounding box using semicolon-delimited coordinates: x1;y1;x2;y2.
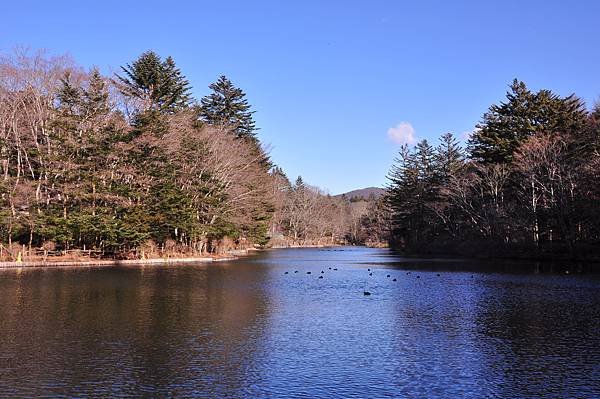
0;49;365;260
270;172;381;247
387;80;600;259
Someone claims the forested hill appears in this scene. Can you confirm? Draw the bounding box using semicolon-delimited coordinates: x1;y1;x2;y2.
337;187;385;201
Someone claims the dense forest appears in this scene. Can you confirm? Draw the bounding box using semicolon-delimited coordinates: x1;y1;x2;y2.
386;80;600;259
9;49;592;263
0;49;378;261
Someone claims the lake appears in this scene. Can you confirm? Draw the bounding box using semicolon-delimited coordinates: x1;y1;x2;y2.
1;247;599;398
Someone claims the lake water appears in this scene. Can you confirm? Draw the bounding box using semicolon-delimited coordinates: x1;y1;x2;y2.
1;247;599;398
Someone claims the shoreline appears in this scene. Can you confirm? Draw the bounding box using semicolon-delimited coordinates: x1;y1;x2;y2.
0;255;238;270
0;244;344;270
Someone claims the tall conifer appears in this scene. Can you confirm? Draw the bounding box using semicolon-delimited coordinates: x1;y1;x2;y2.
199;75;257;139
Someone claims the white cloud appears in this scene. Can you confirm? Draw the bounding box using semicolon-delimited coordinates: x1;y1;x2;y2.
387;122;416;145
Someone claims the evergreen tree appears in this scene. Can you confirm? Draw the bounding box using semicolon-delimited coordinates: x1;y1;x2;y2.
199;75;257;139
387;140;447;246
386;144;419;244
294;176;305;191
469;79;587;164
116;51;191;114
57;72;82;115
82;69;110;119
435;132;464;183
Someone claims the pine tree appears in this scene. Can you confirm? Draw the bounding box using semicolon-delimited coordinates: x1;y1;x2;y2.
435;132;464;183
468;79;587;164
81;69;109;119
386;144;419;244
199;75;257;139
57;72;82;115
294;176;305;191
386;140;442;246
116;51;191;114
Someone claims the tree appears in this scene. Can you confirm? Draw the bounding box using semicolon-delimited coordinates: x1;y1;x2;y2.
199;75;257;139
115;51;191;115
469;79;587;164
386;140;438;246
431;133;465;238
435;132;464;183
0;49;281;259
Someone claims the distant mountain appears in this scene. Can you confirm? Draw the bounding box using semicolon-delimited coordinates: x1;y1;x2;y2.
337;187;386;201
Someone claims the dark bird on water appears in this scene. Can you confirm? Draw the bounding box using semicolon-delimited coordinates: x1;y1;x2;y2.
294;271;299;273
393;278;397;282
328;267;332;270
387;274;390;278
333;268;338;271
307;271;312;274
321;271;325;273
437;273;440;277
284;271;288;274
363;291;371;296
369;273;373;276
319;275;323;279
368;268;371;271
416;275;420;279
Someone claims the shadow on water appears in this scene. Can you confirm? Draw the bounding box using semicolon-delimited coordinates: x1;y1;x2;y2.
359;252;600;275
0;264;272;397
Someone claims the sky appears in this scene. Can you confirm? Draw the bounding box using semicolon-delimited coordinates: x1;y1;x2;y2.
2;0;599;194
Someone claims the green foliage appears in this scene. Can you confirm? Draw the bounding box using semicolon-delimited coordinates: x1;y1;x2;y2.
146;182;195;243
387;80;600;256
387;140;439;244
1;50;276;258
116;51;191;115
436;132;464;183
199;75;257;139
469;79;587;164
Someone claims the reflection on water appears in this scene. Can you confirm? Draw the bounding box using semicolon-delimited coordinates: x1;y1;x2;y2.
1;247;599;398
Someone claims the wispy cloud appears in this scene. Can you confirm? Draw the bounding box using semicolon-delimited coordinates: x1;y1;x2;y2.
388;122;416;145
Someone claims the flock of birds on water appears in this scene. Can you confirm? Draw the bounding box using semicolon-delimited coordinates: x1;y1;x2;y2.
282;266;466;296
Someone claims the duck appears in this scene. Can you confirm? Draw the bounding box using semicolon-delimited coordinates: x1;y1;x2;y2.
333;268;338;271
386;274;390;278
363;291;372;296
392;278;397;282
307;271;312;274
319;275;324;279
369;273;373;276
284;271;289;274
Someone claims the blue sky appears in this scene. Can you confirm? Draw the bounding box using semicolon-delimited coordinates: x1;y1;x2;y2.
2;1;599;194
